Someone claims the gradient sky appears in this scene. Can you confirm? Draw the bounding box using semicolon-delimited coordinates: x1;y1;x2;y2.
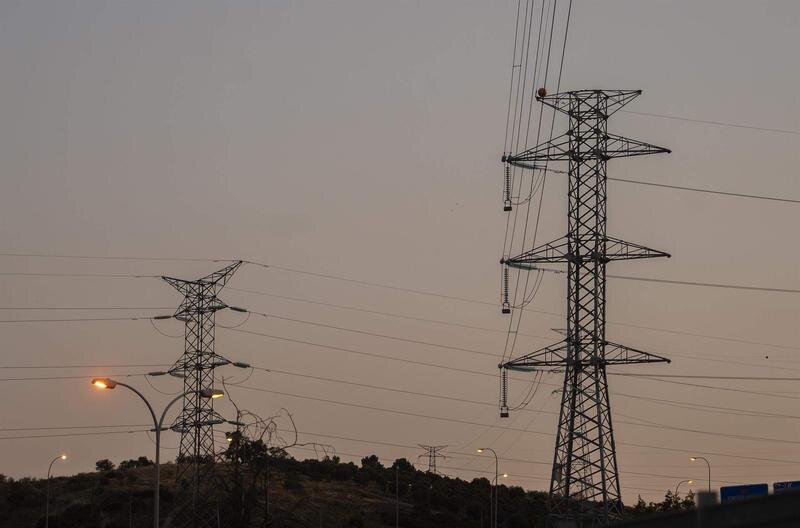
0;0;798;503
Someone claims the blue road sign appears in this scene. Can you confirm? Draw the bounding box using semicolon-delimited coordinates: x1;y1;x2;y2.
773;481;800;492
720;483;768;503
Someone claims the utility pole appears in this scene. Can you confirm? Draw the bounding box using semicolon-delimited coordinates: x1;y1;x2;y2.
417;444;447;475
499;90;671;526
162;261;243;528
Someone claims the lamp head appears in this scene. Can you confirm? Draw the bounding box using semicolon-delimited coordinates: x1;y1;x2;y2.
688;480;694;485
200;389;224;399
477;448;484;453
91;378;116;390
502;473;509;478
60;454;67;460
690;457;697;461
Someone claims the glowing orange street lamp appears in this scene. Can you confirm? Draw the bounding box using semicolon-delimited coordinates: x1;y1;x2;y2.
690;457;712;493
91;378;224;528
45;454;67;528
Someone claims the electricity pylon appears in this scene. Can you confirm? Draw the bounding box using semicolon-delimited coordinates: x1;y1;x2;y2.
499;90;671;526
162;260;243;527
418;444;447;475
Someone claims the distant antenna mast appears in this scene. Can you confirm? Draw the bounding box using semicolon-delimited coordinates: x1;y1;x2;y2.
499;90;671;525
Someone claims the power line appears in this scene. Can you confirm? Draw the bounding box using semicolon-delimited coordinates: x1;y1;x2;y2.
226;327;800;404
0;417;753;486
228;287;551;341
5;362;796;444
0;252;792;350
286;444;699;494
249;367;800;447
244;310;501;358
617;375;800;402
607;274;800;294
242;262;797;350
231;382;800;466
0;363;169;369
612;373;800;381
270;429;745;486
0;373;147;381
244;260;499;306
605;319;798;351
620;109;800;136
0;316;157;323
613;391;800;421
0;252;225;263
225;327;501;379
0;424;149;432
3;359;796;425
0;272;157;278
608;176;800;204
0;306;171;311
531;266;800;294
0;429;149;441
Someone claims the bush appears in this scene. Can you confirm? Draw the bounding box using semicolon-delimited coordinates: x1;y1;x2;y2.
95;460;115;472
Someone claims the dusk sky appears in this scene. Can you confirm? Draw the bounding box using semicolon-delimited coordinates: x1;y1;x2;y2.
0;1;797;504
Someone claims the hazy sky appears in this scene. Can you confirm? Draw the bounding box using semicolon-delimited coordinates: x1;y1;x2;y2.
0;0;798;503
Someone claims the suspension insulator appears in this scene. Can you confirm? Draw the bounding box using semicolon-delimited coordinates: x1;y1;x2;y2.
500;367;509;418
501;265;511;314
503;164;512;211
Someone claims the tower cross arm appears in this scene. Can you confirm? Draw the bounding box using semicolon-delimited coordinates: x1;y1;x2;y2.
604;133;670;158
503;235;669;267
161;261;243;319
536;89;643;117
603;236;670;261
504;236;571;266
603;341;670;365
503;134;572;164
501;341;569;371
199;260;243;287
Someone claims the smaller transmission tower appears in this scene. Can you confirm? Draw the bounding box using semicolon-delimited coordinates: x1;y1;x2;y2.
418;445;448;475
162;260;242;528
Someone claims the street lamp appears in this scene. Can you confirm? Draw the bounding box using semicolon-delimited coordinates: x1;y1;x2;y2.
91;378;224;528
690;457;711;493
478;448;500;528
45;453;67;528
675;479;694;496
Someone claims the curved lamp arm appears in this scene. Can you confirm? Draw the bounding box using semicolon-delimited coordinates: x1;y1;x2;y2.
47;455;65;479
158;392;189;433
113;381;158;429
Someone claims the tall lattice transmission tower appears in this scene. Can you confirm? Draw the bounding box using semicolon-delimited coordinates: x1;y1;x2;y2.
162;260;244;527
499;90;671;526
418;444;447;475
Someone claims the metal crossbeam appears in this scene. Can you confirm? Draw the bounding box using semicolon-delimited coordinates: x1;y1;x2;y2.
503;235;669;267
499;90;670;526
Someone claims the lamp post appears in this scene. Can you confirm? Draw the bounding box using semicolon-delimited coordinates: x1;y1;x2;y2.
690;457;711;493
91;377;224;528
45;453;67;528
478;447;504;528
675;479;694;496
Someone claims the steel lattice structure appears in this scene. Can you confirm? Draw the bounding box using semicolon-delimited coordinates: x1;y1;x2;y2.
162;260;242;527
499;90;671;526
418;444;447;475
